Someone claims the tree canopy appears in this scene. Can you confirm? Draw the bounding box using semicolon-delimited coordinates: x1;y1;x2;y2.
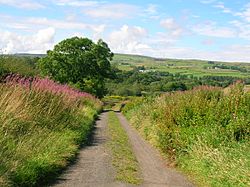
38;37;114;98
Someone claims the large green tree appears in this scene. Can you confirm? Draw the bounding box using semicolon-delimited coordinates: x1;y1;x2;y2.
38;37;114;97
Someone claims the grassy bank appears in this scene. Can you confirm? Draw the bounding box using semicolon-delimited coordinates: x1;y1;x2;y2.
107;111;141;185
122;84;250;187
0;75;102;186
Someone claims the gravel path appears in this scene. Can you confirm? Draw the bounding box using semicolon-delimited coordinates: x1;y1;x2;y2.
116;112;194;187
52;111;194;187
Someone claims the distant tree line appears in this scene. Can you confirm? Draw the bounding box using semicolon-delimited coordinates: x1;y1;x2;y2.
212;64;248;73
105;67;248;96
0;55;40;79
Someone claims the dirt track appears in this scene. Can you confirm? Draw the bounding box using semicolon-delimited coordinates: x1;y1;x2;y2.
52;111;194;187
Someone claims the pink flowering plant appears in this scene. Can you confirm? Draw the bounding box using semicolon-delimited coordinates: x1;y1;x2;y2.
5;74;99;102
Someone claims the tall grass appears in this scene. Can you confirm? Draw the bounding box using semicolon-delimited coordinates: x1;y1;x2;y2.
123;84;250;186
0;75;102;186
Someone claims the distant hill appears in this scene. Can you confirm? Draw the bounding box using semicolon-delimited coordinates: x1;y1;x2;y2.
14;53;46;58
112;54;250;78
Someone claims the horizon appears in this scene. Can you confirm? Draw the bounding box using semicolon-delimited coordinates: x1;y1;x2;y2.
6;52;250;64
0;0;250;62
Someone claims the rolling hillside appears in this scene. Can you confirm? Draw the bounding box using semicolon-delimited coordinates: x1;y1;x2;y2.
112;54;250;78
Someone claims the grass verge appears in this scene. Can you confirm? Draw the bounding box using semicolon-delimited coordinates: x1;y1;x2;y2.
107;111;142;185
122;84;250;187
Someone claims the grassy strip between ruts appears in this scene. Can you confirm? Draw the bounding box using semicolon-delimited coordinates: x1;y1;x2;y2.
107;111;142;185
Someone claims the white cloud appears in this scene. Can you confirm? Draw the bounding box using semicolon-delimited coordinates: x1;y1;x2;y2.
236;3;250;22
26;17;87;29
25;17;106;37
35;27;55;44
107;25;149;54
200;0;217;4
160;18;184;37
0;27;55;54
104;24;250;62
201;39;215;46
217;45;250;62
0;14;106;38
214;2;232;14
230;20;250;40
84;4;139;19
128;44;250;62
53;0;101;7
192;21;236;38
65;13;77;22
202;1;250;23
106;25;181;57
183;44;250;62
0;0;44;9
145;4;158;15
204;2;250;40
90;24;106;39
55;1;160;21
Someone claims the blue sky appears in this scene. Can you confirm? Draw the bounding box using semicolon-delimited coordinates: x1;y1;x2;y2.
0;0;250;62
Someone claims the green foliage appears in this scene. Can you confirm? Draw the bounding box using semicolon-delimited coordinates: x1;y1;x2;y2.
122;84;250;186
38;37;114;98
0;55;39;78
0;62;7;78
105;67;244;96
212;64;248;72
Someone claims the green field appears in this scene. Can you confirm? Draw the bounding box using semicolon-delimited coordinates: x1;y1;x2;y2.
112;54;250;78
